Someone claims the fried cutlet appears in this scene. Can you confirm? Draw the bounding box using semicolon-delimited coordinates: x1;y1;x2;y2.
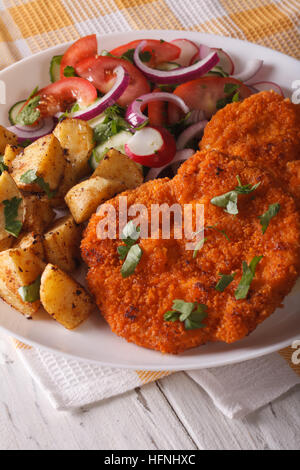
200;91;300;201
81;150;300;354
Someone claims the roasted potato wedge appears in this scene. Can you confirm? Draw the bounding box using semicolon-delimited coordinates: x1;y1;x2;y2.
93;149;143;189
11;134;65;192
0;171;24;241
23;194;55;234
65;176;126;224
3;144;23;168
53;118;94;180
0;243;46;316
0;236;14;252
43;215;82;272
0;126;18;153
14;232;45;260
40;264;94;329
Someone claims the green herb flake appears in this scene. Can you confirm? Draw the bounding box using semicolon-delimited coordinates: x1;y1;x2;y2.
211;176;260;215
259;203;280;234
118;221;143;278
18;275;41;303
121;244;143;278
193;237;207;259
93;104;129;145
224;83;240;94
215;273;236;292
235;256;263;300
139;50;152;62
15;95;40;126
3;196;23;237
20;169;55;199
0;156;8;174
164;300;208;330
63;65;76;77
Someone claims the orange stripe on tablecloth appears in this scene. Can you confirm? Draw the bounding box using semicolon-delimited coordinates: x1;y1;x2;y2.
121;0;183;30
279;346;300;377
136;370;171;384
12;338;32;350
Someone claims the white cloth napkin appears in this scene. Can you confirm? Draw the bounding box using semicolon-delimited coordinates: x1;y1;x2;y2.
13;341;300;419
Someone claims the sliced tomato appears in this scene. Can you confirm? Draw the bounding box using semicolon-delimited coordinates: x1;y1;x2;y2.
110;39;180;67
75;56;150;107
147;88;168;127
60;34;97;79
168;77;253;124
36;78;97;117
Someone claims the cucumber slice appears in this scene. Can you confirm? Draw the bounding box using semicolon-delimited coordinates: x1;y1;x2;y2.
8;100;26;125
89;130;132;170
156;62;180;71
88;113;106;128
50;55;62;83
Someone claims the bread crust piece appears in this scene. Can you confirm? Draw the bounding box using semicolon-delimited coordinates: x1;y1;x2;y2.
82;150;300;354
200;91;300;203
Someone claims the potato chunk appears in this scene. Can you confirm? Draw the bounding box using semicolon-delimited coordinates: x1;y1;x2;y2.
0;243;46;316
0;236;14;252
40;264;94;329
14;232;45;260
3;144;23;168
43;215;82;272
65;176;125;223
0;126;18;153
93;149;143;189
23;195;55;234
54;118;94;179
0;171;24;241
11;134;65;192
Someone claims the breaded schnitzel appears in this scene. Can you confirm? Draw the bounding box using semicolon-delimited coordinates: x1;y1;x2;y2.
82;150;300;354
200;91;300;201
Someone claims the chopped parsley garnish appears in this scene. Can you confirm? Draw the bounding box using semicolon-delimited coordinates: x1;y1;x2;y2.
0;156;8;174
193;237;207;259
216;83;241;110
15;94;40;126
164;300;208;330
211;175;260;215
192;224;229;259
259;203;280;234
101;48;152;64
93;104;129;145
215;273;236;292
3;197;23;237
20;170;55;199
18;275;41;303
63;65;76;77
235;256;263;300
118;221;143;278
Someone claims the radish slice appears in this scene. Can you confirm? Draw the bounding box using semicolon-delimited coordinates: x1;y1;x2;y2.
171;39;200;66
176;120;208;150
145;149;194;181
247;81;284;96
55;66;130;121
133;41;219;84
126;92;190;127
186;109;206;124
125;126;176;168
233;59;263;82
8;117;55;143
199;45;234;75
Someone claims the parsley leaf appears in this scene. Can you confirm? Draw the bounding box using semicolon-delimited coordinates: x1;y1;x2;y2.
3;197;23;237
211;176;260;214
63;65;76;77
20;170;55;199
18;275;41;303
118;221;143;278
224;83;239;94
259;203;280;234
216;83;241;110
93;104;129;145
235;256;263;300
121;221;141;245
15;95;40;126
164;300;208;330
215;273;236;292
0;156;8;174
121;244;143;278
193;237;207;259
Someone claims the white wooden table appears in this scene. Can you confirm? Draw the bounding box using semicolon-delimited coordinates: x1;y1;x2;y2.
0;329;299;450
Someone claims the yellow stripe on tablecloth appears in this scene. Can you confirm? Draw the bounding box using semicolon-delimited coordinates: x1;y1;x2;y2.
136;369;171;384
121;0;183;30
12;338;32;350
279;346;300;377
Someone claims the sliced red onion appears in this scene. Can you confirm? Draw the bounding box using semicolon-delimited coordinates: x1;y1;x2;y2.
176;120;208;150
145;149;194;181
8;117;55;143
233;59;263;82
198;45;234;74
15;119;44;133
133;41;219;84
247;81;284;96
186;109;206;125
171;39;200;66
56;66;130;121
126;92;190;127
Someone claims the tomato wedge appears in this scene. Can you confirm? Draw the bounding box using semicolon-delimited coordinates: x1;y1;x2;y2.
110;39;180;67
60;34;97;79
36;78;97;117
75;56;151;107
147;88;168;127
168;77;253;124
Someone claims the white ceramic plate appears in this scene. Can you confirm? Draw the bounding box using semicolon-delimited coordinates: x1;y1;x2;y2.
0;30;299;370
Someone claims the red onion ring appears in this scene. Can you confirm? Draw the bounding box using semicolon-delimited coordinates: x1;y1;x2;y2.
186;109;206;125
126;92;190;127
247;81;284;96
171;39;200;66
15;119;44;133
199;45;234;75
176;120;208;150
233;59;263;82
8;117;55;143
56;66;130;121
133;41;219;84
145;149;194;181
